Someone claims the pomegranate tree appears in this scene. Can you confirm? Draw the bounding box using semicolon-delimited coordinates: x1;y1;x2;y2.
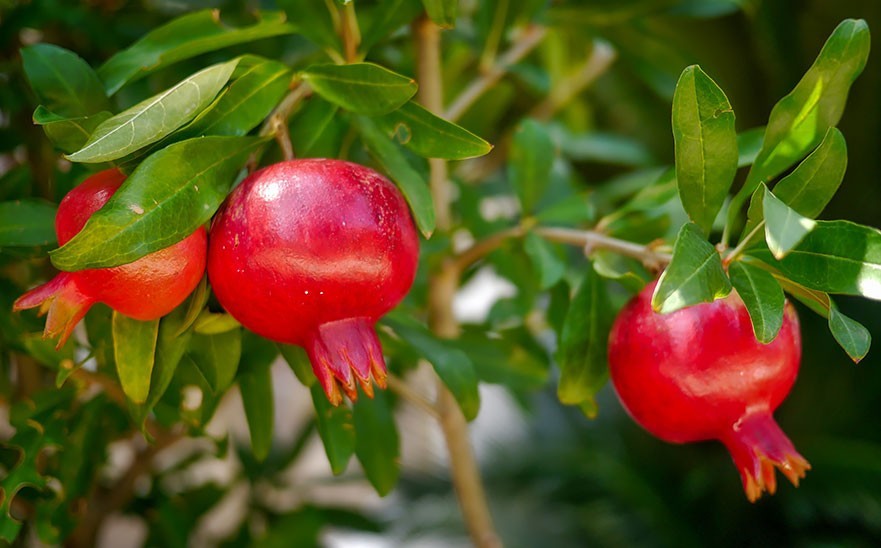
608;281;810;501
14;169;207;348
207;159;419;405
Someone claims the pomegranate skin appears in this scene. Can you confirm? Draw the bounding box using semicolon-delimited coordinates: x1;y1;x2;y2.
608;281;809;501
14;169;207;347
207;159;419;404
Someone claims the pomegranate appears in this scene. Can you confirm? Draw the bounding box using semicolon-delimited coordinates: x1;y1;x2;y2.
207;159;419;405
14;169;207;348
608;281;809;501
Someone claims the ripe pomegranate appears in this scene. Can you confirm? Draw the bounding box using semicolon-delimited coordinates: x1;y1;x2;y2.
14;169;207;348
608;281;809;501
207;159;419;405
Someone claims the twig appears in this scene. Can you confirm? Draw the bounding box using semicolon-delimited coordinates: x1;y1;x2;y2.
387;373;439;419
341;2;361;63
536;226;672;264
258;79;311;138
451;225;526;273
724;221;765;266
446;25;547;122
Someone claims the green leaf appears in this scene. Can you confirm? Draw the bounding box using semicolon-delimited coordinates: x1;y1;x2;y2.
112;312;159;404
310;384;355;475
188;331;242;394
193;312;241;335
67;60;238;163
829;306;871;363
523;232;566;290
353;390;400;496
375;101;492;160
139;304;194;420
728;260;784;343
51;135;265;271
556;262;614;417
98;10;294;95
352;115;435;237
456;328;550;391
509;118;555;214
361;0;425;52
727;19;870;234
21;43;109;117
182;59;292;138
652;222;731;313
421;0;458;28
289;98;341;158
384;315;480;421
279;344;315;387
239;362;274;461
774;220;881;301
277;0;341;51
302;63;417;115
32;107;113;154
672;65;737;235
0;200;57;247
763;184;816;259
737;126;764;168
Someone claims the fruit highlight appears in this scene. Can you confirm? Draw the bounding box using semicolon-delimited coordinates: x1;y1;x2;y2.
207;159;419;405
14;169;207;348
608;281;809;501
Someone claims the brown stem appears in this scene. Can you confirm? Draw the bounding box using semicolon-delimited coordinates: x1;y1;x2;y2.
387;373;439;418
416;16;502;548
535;226;672;264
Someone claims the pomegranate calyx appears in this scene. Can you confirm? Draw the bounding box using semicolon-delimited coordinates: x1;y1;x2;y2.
723;411;811;502
305;317;388;406
13;272;94;349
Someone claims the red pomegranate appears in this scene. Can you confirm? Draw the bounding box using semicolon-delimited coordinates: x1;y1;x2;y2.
608;281;809;501
207;159;419;405
14;169;207;348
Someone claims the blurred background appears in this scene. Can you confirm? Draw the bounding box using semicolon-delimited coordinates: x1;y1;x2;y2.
1;0;881;546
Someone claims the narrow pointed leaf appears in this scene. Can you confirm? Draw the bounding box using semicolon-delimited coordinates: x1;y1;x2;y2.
353;390;400;496
289;98;341;158
0;200;57;247
361;0;424;52
672;65;737;235
98;10;294;95
112;312;159;404
352;115;435;237
375;101;491;159
51;135;266;271
763;185;816;259
279;344;316;387
652;222;731;313
302;63;417;115
21;43;109;117
67;60;238;163
737;126;765;168
523;232;566;290
775;220;881;300
727;19;869;232
728;260;785;343
829;307;871;363
239;363;274;462
32;107;112;153
421;0;458;28
276;0;341;51
509;119;555;215
188;330;242;394
311;384;355;475
556;262;614;418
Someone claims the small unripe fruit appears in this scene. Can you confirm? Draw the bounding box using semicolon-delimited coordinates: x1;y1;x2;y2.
14;169;207;347
608;281;809;501
207;159;419;405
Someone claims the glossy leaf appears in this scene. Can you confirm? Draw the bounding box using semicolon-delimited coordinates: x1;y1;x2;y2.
182;59;292;138
239;362;274;461
67;60;238;163
375;101;492;160
385;315;480;421
138;304;194;421
509;119;555;214
32;107;112;154
188;330;242;394
311;384;355;475
98;10;293;95
52;136;265;271
276;0;341;51
556;262;613;418
775;220;881;301
289;98;341;158
523;232;566;290
422;0;458;28
763;185;815;259
302;63;417;115
727;19;869;233
353;390;400;496
112;312;159;404
193;312;241;335
737;126;764;168
0;200;57;247
652;222;731;313
279;344;316;388
829;307;871;363
728;260;784;343
352;115;435;237
21;44;109;117
672;65;737;235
